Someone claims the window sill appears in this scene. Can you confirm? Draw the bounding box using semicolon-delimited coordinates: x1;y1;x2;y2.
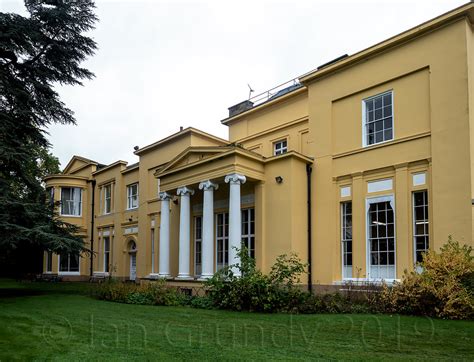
58;272;80;276
334;278;400;286
126;207;138;211
93;272;109;277
59;214;82;218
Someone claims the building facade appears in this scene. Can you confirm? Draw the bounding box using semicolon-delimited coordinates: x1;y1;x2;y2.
44;3;474;288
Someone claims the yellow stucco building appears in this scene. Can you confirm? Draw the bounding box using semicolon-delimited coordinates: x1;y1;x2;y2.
44;3;474;289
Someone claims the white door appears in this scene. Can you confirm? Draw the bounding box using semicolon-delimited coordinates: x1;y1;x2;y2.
129;253;136;281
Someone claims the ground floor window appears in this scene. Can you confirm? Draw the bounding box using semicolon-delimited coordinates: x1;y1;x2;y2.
151;228;155;274
241;208;255;259
216;212;229;271
46;251;53;272
194;216;202;275
367;196;395;279
59;253;79;273
413;190;429;264
341;202;352;279
103;236;110;273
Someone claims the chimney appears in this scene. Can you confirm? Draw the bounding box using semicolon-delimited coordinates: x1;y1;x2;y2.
228;100;254;117
180;126;183;131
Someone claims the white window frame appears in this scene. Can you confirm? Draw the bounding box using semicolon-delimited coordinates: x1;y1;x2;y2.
215;212;229;271
341;202;353;279
365;195;396;281
151;228;155;274
103;236;111;273
60;187;82;217
45;251;53;273
362;90;394;147
127;183;139;210
58;253;80;275
413;190;429;269
103;184;112;215
273;139;288;156
241;208;255;259
194;216;202;276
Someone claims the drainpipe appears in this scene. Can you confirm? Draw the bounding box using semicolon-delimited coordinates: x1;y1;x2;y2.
306;164;313;293
88;179;96;277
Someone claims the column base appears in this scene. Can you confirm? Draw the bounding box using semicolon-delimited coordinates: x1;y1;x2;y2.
157;273;172;280
175;275;194;281
197;274;213;281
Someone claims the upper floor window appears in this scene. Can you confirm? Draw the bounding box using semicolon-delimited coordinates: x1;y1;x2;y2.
273;139;288;155
60;187;82;216
127;183;139;210
46;187;55;207
103;184;112;214
363;91;393;146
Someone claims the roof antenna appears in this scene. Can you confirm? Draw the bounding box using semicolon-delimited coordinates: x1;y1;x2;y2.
247;84;254;100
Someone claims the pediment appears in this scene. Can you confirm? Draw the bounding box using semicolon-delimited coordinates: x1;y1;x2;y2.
157;147;231;175
63;156;98;174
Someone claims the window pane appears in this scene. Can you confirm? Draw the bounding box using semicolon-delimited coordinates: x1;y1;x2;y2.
375;120;384;132
70;254;79;272
383;105;392;117
367;100;374;111
368;111;374;122
59;253;68;271
383;93;392;106
375;131;384;143
374;97;382;109
375;108;382;119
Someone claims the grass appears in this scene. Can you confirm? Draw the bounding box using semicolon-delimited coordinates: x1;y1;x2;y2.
0;279;473;360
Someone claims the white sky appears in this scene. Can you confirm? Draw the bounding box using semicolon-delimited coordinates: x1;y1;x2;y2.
2;0;466;167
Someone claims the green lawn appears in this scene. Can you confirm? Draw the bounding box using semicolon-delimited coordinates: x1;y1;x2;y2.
0;279;473;360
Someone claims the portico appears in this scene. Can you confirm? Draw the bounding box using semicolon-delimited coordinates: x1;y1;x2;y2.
154;146;265;280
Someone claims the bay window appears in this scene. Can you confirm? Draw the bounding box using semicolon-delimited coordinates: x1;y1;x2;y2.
60;187;82;216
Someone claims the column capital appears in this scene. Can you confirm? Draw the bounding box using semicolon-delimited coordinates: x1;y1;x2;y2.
199;180;219;191
159;191;172;201
225;173;246;185
177;186;195;196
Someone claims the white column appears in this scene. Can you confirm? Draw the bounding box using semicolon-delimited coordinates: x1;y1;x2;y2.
198;180;219;279
225;173;246;276
176;186;194;279
158;192;172;278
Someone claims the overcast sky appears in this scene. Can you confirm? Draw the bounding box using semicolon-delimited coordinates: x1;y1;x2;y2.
2;0;466;168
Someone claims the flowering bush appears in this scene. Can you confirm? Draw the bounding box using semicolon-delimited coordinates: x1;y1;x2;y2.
381;237;474;320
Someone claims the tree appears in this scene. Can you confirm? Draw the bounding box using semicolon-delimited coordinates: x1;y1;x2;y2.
0;0;98;275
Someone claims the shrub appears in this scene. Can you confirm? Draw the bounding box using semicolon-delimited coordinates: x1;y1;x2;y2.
205;247;307;312
381;237;474;320
95;279;181;306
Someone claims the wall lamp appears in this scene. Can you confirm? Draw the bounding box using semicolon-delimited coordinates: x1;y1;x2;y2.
275;176;284;184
